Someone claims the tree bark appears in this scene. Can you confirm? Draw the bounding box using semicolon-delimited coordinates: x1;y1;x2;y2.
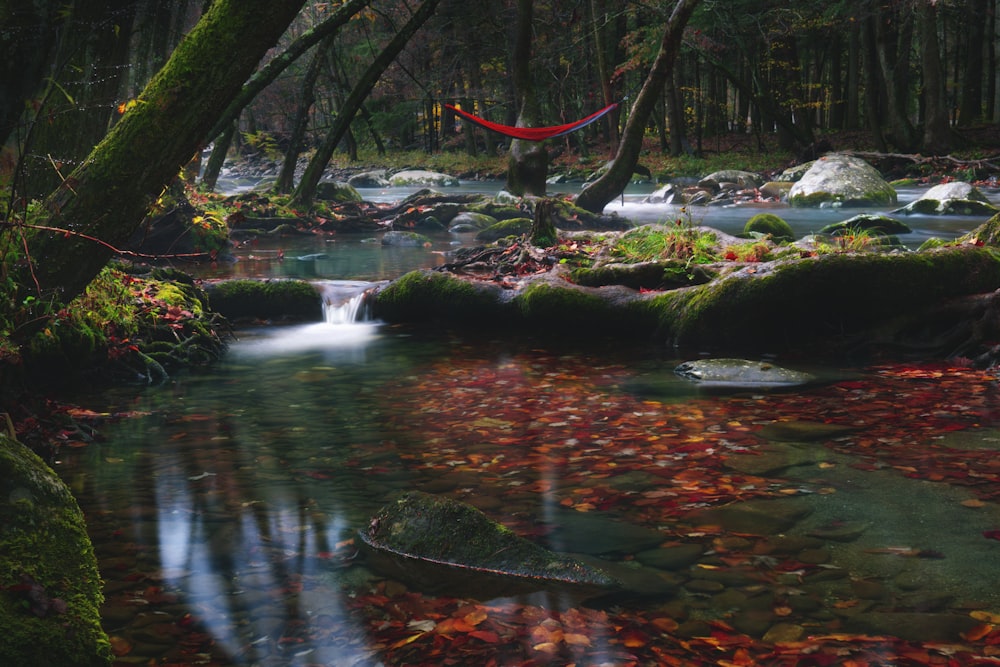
958;0;987;125
506;0;548;197
575;0;699;213
919;1;951;155
291;0;442;208
13;0;308;311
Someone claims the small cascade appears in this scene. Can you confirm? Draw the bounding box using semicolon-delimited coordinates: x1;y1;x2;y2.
325;291;370;324
316;280;374;324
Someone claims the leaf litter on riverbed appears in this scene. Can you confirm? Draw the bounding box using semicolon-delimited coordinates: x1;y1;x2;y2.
69;353;1000;666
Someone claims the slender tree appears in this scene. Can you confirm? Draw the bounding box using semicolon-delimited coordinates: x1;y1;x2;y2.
292;0;443;208
576;0;699;213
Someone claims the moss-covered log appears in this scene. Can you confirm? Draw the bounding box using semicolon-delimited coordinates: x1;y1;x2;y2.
0;433;111;667
373;246;1000;356
204;279;322;322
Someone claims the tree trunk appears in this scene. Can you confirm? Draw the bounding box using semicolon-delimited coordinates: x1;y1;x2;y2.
201;121;236;192
12;0;308;314
274;36;332;195
874;4;918;151
506;0;548;197
919;1;951;155
958;0;987;125
203;0;369;145
292;0;442;208
590;0;620;150
576;0;700;213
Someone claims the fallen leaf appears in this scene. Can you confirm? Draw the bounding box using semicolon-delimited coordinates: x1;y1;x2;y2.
962;499;987;508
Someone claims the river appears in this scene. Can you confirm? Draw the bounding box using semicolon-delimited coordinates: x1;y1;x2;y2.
52;183;1000;665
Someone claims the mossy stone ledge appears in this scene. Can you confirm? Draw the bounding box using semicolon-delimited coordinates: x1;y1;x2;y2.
203;279;323;322
0;434;111;667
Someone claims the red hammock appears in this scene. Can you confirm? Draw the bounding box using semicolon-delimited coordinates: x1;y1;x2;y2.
445;102;618;142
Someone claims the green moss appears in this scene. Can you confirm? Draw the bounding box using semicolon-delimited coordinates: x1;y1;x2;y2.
744;213;794;242
0;434;111;667
515;281;652;335
372;270;510;325
475;218;532;243
664;246;1000;352
206;279;321;321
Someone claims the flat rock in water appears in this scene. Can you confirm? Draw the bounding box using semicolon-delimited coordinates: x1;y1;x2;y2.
685;498;812;535
674;359;816;390
723;443;823;476
541;509;667;555
359;492;620;599
757;420;858;442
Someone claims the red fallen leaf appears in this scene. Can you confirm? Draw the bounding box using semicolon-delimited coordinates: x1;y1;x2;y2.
984;529;1000;540
468;629;500;643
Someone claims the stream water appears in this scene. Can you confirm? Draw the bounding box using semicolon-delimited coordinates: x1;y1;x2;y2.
53;188;1000;665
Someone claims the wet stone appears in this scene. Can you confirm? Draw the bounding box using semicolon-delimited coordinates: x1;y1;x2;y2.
635;543;705;570
806;520;869;542
723;444;823;477
763;622;805;643
851;579;890;600
731;609;775;637
675;620;713;638
844;612;980;642
798;548;830;564
903;592;955;612
684;579;725;594
685;498;811;535
543;510;666;555
753;535;824;554
757;420;858;442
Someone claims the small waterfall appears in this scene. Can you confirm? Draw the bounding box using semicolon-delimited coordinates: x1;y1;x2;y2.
325;291;370;324
316;280;374;325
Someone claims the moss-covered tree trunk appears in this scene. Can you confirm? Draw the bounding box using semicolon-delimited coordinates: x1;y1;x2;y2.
575;0;700;213
505;0;548;197
12;0;308;323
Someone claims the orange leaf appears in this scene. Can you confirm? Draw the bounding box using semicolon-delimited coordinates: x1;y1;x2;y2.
971;610;1000;624
650;617;679;633
963;623;995;641
469;630;500;643
389;632;425;649
463;609;488;627
962;499;987;508
563;633;591;646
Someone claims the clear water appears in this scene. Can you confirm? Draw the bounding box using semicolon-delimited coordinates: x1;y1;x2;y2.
52;189;1000;665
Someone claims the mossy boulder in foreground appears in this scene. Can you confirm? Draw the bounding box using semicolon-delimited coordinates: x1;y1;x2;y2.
359;491;620;599
0;434;111;667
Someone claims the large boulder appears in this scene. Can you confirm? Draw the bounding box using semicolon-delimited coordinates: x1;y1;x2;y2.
359;492;621;599
893;181;998;216
0;434;111;667
388;170;460;187
787;154;897;208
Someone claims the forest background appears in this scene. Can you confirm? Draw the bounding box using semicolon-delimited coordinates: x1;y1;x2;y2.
4;0;1000;380
6;0;1000;206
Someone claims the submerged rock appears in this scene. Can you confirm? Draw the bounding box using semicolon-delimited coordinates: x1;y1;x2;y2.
819;213;912;236
787;154;897;208
893;181;998;216
359;492;621;599
674;359;816;390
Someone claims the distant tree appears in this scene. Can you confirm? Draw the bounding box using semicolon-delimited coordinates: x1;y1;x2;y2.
576;0;700;213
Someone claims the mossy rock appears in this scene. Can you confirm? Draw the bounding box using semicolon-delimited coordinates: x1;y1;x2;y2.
960;214;1000;246
658;246;1000;352
819;214;912;236
0;434;111;667
381;230;432;247
571;261;715;290
371;270;513;325
315;181;362;203
744;213;794;242
359;491;620;598
204;279;322;321
787;154;897;208
475;218;533;242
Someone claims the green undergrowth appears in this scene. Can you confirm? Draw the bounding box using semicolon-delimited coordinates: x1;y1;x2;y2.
1;264;228;391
